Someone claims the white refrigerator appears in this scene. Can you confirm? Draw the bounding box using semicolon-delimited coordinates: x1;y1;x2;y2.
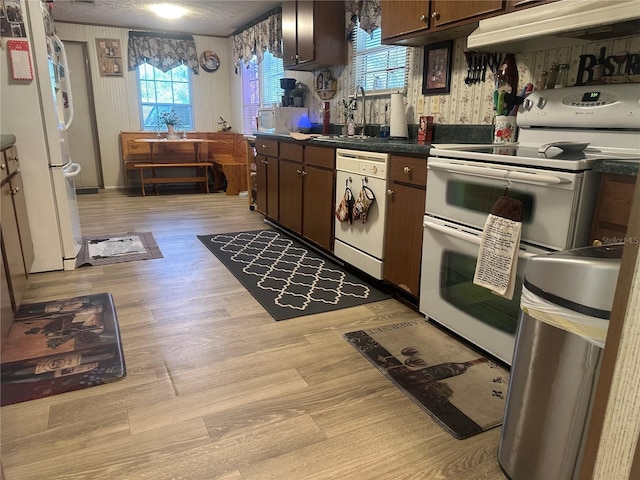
0;0;82;272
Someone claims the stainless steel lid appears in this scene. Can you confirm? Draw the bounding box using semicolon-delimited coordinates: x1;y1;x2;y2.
523;243;623;317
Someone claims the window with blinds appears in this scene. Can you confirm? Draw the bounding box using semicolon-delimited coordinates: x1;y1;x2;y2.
352;24;408;94
241;51;285;134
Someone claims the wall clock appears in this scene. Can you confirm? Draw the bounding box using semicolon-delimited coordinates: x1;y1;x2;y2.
200;51;220;72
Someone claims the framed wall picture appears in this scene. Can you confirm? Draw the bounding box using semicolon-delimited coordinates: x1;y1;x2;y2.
96;38;122;77
422;40;453;95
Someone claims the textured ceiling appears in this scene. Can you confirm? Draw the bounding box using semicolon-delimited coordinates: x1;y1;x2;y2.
50;0;282;37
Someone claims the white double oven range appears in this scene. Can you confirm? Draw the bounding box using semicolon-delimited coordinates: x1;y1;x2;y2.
420;84;640;365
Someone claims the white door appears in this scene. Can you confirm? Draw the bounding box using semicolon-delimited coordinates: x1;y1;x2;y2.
66;42;102;190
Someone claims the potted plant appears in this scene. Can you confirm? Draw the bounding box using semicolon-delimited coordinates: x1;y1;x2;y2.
158;108;182;139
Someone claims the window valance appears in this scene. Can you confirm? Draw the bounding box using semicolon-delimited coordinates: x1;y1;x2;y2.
127;31;199;74
232;8;282;72
346;0;382;37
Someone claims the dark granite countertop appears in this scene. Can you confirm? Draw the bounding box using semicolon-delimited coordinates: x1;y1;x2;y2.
1;134;16;150
255;127;638;175
592;159;639;176
256;124;494;156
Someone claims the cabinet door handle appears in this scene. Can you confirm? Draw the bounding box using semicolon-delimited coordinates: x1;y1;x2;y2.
261;144;268;149
387;189;394;196
302;170;307;176
296;169;303;174
262;159;269;165
420;14;427;22
431;11;440;20
403;166;411;174
10;186;20;195
0;164;5;170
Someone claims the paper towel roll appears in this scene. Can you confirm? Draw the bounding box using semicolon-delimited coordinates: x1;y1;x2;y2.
390;93;408;139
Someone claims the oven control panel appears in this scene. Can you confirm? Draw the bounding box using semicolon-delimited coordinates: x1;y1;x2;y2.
518;84;639;129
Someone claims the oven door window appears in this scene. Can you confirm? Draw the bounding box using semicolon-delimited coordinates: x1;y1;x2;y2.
446;181;534;223
441;250;521;334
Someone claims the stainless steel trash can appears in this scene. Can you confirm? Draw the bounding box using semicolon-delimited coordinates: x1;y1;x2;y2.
498;243;623;480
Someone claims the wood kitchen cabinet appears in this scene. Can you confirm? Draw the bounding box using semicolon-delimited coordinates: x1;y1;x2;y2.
282;0;346;71
383;155;427;298
255;138;279;221
381;0;430;39
279;142;304;234
590;173;637;245
279;142;335;251
430;0;503;28
1;142;34;343
381;0;504;45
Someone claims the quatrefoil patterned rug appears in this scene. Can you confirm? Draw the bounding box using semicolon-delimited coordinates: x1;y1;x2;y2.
197;229;390;320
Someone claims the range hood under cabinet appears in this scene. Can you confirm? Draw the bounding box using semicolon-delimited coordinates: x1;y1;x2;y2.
467;0;640;52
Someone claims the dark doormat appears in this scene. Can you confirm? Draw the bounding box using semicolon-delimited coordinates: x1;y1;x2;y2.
76;232;163;267
197;229;390;321
1;293;126;406
344;319;510;439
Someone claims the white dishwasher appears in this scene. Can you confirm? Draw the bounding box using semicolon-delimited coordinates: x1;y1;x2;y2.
334;148;389;279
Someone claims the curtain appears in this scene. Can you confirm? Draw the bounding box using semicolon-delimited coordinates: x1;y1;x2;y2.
232;9;282;72
127;31;199;74
346;0;382;38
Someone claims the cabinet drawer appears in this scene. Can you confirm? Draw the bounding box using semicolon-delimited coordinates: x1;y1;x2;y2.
3;146;19;176
255;139;279;157
389;155;427;186
305;145;335;169
279;142;303;162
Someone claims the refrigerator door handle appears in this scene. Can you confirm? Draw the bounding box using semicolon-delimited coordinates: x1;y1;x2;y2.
64;162;82;178
53;34;74;130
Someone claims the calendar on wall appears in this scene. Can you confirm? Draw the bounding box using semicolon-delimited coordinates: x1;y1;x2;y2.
96;38;122;77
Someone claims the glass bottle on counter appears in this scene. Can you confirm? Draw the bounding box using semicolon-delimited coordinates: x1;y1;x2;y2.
535;70;548;91
496;53;518;94
545;64;559;89
554;64;569;88
592;47;606;83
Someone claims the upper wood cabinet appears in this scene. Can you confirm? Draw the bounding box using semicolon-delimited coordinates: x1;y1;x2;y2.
430;0;503;28
381;0;430;39
282;0;346;71
381;0;505;45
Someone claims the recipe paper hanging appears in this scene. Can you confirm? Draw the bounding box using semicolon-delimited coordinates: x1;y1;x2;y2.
473;195;523;299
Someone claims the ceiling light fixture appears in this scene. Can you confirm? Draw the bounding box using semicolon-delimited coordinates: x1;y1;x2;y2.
150;3;188;19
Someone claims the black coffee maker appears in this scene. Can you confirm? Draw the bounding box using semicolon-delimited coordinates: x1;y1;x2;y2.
280;78;297;106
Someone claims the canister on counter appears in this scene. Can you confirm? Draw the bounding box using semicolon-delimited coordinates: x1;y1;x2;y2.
545;64;559;89
554;64;569;88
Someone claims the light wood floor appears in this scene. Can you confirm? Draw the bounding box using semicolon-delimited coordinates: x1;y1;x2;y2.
1;189;507;480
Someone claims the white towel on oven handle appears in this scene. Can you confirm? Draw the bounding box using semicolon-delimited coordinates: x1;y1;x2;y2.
472;213;522;299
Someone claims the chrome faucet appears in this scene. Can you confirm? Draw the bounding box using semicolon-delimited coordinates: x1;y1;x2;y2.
354;85;366;137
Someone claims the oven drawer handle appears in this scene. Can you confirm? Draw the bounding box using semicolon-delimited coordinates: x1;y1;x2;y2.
427;160;569;185
424;220;538;259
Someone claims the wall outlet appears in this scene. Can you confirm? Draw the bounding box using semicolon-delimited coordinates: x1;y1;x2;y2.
417;95;425;113
431;97;440;114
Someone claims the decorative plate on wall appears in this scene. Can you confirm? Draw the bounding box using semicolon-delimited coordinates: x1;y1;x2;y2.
200;51;220;72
